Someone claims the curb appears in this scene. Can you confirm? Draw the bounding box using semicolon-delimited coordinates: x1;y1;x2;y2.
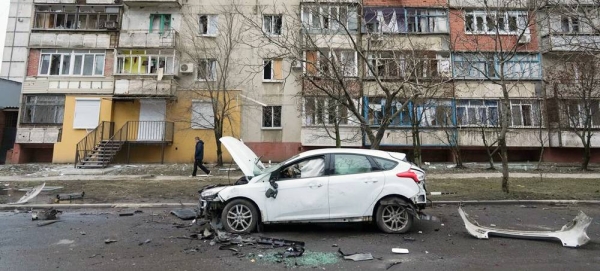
2;200;600;210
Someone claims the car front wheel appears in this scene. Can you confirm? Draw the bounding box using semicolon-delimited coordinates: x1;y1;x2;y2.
375;199;414;233
221;199;258;233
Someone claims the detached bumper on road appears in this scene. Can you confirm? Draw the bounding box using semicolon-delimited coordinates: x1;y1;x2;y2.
459;206;592;248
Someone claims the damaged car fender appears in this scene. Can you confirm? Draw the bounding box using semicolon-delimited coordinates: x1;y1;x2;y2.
362;184;422;217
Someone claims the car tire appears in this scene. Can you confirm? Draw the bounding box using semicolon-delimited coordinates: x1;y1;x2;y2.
375;198;414;233
221;199;258;233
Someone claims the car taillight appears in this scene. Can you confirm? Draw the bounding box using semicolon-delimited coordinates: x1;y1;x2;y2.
396;170;420;183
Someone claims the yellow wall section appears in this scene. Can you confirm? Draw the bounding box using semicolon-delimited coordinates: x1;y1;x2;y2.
52;96;113;163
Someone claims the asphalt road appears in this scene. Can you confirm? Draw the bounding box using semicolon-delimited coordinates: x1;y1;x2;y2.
1;204;599;271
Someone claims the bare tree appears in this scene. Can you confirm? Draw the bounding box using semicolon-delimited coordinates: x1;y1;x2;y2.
450;0;544;192
177;5;250;166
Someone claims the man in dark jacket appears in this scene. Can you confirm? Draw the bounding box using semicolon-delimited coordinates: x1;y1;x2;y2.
191;137;211;177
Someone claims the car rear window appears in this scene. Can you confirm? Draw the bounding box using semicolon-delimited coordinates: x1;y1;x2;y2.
373;157;398;170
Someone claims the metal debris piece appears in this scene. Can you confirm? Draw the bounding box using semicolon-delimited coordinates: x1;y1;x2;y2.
338;248;374;261
458;206;592;248
391;248;409;254
170;209;198;220
403;237;415;242
37;220;60;227
55;192;85;202
219;244;240;252
257;237;305;247
32;208;61;220
386;261;402;270
138;239;151;246
17;186;63;192
275;245;305;258
104;239;117;244
9;183;45;205
119;212;134;217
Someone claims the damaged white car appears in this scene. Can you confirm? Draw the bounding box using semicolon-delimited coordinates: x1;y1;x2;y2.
199;136;429;234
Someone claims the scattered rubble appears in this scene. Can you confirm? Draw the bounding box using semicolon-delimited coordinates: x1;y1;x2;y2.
31;208;61;220
338;248;374;261
170;209;198;220
104;239;117;244
386;261;402;270
138;239;151;246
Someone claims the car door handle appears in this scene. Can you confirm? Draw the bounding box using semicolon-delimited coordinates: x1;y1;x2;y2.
364;180;379;184
309;184;323;188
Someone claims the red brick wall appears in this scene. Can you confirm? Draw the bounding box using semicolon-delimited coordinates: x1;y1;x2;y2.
27;49;40;76
104;50;114;77
449;9;539;52
7;144;54;164
245;142;303;163
542;148;600;164
364;0;447;7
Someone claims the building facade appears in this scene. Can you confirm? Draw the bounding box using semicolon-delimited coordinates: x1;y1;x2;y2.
3;0;600;165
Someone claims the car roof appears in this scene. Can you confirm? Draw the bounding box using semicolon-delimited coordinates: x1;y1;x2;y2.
295;148;401;160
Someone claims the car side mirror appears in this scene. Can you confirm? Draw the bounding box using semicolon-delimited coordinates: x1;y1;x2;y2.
265;187;278;199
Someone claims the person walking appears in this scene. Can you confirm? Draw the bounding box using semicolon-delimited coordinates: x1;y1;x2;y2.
191;137;211;177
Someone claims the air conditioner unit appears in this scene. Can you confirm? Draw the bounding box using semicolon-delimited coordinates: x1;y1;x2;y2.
104;21;118;30
291;59;302;70
180;63;194;74
518;34;531;44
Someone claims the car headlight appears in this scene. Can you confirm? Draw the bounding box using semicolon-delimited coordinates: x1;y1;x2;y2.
200;190;218;200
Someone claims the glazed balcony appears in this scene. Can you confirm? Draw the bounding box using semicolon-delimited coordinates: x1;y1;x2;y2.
122;0;182;8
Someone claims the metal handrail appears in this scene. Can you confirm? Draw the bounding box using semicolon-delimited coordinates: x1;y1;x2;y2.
74;121;114;167
109;121;175;142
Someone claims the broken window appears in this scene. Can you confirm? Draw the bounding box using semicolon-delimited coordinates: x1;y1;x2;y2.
33;4;120;30
191;101;215;129
304;97;350;126
333;154;373;175
21;95;65;124
464;10;527;34
263;59;283;81
454;53;540;79
456;99;499;127
561;15;579;33
419;101;454;127
116;50;176;75
199;14;218;36
301;4;359;33
367;98;410;126
263;106;282;128
198;59;217;81
279;156;325;179
39;49;105;76
150;14;171;34
263;15;282;35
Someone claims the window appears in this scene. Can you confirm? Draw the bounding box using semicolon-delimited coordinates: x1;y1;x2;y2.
263;15;282;35
561;16;579;33
278;157;325;179
198;59;217;81
565;100;600;128
21;95;65;124
456;100;499;127
464;10;527;34
116;50;176;75
199;14;218;36
304;97;352;126
149;14;171;34
453;53;541;79
73;99;101;129
307;50;357;77
510;100;541;127
262;106;282;128
367;52;449;78
367;98;411;126
418;100;454;127
33;5;120;30
301;5;358;33
372;157;398;170
191;101;215;129
334;154;373;175
363;8;447;34
263;59;283;81
39;50;105;76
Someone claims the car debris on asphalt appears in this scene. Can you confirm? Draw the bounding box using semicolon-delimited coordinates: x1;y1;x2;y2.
338;248;374;261
458;206;592;248
170;209;198;220
31;208;61;220
104;239;117;244
386;261;402;270
138;239;151;246
55;192;85;203
391;248;409;254
8;183;45;205
37;220;60;227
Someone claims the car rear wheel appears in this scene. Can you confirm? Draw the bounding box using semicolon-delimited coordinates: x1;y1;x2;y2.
221;199;258;233
375;199;413;233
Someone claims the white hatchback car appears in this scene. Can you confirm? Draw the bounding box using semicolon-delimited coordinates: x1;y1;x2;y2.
199;136;429;234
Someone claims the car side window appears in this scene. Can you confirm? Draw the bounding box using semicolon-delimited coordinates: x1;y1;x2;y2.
334;154;373;175
278;157;325;180
372;157;398;170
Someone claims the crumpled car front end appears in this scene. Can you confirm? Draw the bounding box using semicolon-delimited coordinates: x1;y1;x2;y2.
198;185;228;219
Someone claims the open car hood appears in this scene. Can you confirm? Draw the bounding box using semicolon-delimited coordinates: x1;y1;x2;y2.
219;136;266;177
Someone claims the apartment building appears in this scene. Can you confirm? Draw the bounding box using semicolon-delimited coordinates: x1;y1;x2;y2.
3;0;598;166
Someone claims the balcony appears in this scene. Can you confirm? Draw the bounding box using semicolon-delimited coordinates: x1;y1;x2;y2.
23;78;114;95
114;78;176;97
541;35;600;52
29;32;115;49
118;30;177;48
15;127;61;144
122;0;182;8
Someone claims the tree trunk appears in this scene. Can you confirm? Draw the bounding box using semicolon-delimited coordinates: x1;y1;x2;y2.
216;141;223;167
412;124;422;167
454;147;464;168
500;139;509;193
335;121;341;148
582;143;591;171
